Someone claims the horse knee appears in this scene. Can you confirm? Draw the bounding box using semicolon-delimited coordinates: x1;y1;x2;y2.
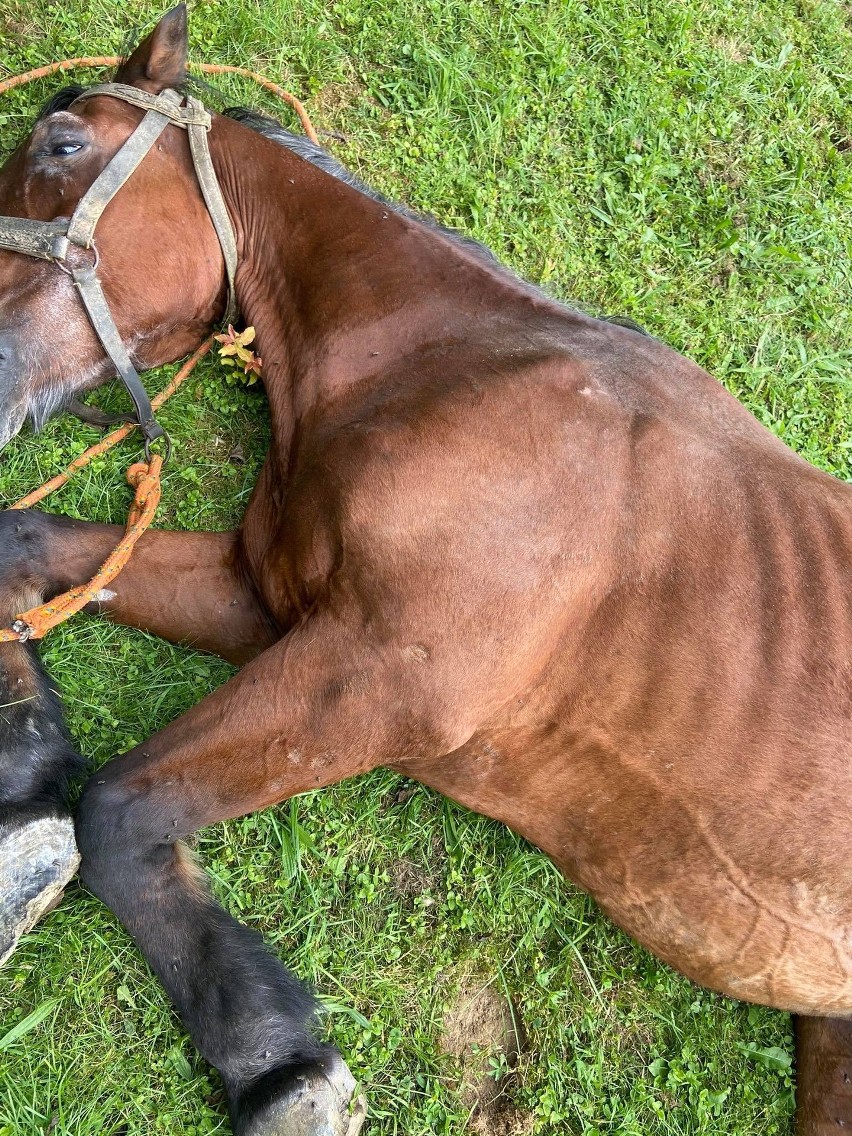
0;509;87;610
75;774;165;891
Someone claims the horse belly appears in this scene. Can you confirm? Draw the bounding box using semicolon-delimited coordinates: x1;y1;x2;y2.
573;819;852;1016
549;741;852;1015
403;726;852;1016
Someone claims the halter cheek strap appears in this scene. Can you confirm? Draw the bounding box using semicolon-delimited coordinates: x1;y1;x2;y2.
0;83;238;453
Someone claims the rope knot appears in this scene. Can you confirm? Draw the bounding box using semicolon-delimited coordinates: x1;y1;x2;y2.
126;460;152;489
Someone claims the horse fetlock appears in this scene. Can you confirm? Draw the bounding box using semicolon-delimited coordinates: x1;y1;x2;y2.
233;1049;366;1136
0;642;84;813
0;509;49;597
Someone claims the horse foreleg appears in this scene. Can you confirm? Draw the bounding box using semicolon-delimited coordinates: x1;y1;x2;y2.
0;623;84;963
795;1016;852;1133
0;508;276;964
75;608;444;1135
0;508;278;665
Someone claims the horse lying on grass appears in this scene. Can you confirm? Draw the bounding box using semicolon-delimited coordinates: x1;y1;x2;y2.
0;7;850;1135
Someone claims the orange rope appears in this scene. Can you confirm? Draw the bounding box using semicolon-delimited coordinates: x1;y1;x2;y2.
193;63;318;145
0;456;163;643
0;57;121;95
12;339;212;511
0;340;211;643
0;56;319;643
0;58;319;143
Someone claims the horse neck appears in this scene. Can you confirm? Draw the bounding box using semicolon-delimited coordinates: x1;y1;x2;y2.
209;117;520;451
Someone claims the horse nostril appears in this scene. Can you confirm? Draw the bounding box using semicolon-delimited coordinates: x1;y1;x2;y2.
0;335;15;369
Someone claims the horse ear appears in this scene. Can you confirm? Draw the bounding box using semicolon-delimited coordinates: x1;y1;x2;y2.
114;4;189;93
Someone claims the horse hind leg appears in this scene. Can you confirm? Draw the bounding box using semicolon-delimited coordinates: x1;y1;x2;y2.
796;1015;852;1133
0;602;85;963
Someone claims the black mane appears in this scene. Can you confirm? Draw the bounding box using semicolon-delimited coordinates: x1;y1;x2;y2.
222;106;499;266
223;106;650;336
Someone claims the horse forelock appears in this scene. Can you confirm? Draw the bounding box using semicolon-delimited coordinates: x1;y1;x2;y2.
37;85;88;120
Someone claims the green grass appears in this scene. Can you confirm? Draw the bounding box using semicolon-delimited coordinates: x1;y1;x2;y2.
1;0;851;1132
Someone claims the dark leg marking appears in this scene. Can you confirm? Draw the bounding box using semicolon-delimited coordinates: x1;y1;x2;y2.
76;778;364;1134
0;625;85;964
796;1016;852;1135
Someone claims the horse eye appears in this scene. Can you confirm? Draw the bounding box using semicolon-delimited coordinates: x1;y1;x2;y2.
51;142;84;157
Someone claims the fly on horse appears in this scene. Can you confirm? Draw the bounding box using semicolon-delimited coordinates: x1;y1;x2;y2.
0;7;850;1135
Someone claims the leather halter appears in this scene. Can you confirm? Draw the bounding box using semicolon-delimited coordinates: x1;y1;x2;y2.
0;84;238;453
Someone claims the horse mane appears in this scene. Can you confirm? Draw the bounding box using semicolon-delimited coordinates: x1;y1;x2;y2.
222;106;501;266
223;106;651;338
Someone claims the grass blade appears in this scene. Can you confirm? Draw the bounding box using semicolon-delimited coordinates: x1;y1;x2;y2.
0;997;60;1050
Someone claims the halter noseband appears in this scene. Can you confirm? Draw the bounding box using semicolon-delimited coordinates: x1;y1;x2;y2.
0;83;238;454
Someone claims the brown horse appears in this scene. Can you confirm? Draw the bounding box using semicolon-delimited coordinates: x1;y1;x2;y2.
0;7;849;1134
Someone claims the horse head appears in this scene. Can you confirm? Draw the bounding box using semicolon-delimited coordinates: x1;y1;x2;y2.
0;5;228;449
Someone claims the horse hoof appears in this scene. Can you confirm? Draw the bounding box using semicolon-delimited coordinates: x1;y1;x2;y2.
0;814;80;966
241;1051;367;1136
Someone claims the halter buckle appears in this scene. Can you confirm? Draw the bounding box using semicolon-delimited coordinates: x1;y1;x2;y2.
55;240;100;277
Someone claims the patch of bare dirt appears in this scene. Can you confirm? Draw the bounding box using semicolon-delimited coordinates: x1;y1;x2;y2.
712;36;750;63
391;856;431;896
470;1102;536;1136
391;833;445;900
304;65;395;165
698;138;747;191
310;76;368;124
441;978;533;1134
